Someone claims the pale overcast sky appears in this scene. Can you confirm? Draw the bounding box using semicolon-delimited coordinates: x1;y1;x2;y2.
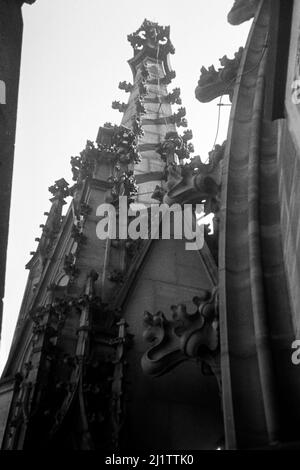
0;0;250;372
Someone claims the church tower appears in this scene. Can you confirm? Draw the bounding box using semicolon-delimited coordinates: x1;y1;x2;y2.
3;0;300;452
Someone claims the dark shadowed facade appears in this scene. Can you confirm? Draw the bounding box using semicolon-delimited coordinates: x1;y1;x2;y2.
1;0;300;451
0;0;36;349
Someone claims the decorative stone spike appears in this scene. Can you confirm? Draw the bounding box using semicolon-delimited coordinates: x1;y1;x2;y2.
48;178;69;200
170;108;188;128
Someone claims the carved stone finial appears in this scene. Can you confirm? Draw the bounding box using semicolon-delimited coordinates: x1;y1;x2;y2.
127;19;175;56
70;140;101;183
112;101;128;113
227;0;260;25
118;81;133;93
196;47;244;102
166;88;182;105
48;178;69;200
170;107;188;127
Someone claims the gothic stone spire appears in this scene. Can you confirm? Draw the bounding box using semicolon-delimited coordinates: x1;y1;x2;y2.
118;20;179;205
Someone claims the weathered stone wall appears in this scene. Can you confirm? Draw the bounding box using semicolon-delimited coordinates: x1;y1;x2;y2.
121;239;222;450
277;119;300;336
0;377;14;447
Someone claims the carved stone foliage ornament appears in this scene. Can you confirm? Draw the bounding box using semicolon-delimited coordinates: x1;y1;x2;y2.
166;87;182;105
70;128;141;185
118;81;133;93
70;140;99;183
112;101;128;113
141;288;220;388
196;47;244;102
157;130;194;165
170;107;188;127
108;170;139;206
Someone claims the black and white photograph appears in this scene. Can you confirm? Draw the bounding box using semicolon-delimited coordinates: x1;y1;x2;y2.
0;0;300;456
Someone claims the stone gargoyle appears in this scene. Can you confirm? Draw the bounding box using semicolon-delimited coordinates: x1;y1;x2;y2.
227;0;260;25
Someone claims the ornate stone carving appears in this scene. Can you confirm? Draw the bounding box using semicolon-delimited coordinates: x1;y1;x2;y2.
166;87;182;105
5;297;70;449
110;318;129;450
157;130;194;165
141;289;220;387
158;142;225;247
135;97;146;115
170;107;188;127
48;178;70;200
38;271;131;450
113;127;141;164
103;122;114;128
138;81;147;96
192;142;225;207
70;128;141;193
71;222;87;245
70;140;99;182
80;202;92;218
196;47;244;102
63;253;79;278
163;69;176;85
127;19;175;55
132;115;144;137
31;179;69;266
118;81;133;93
108;170;139;205
227;0;260;25
112;101;128;113
140;63;149;80
96;125;141;207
